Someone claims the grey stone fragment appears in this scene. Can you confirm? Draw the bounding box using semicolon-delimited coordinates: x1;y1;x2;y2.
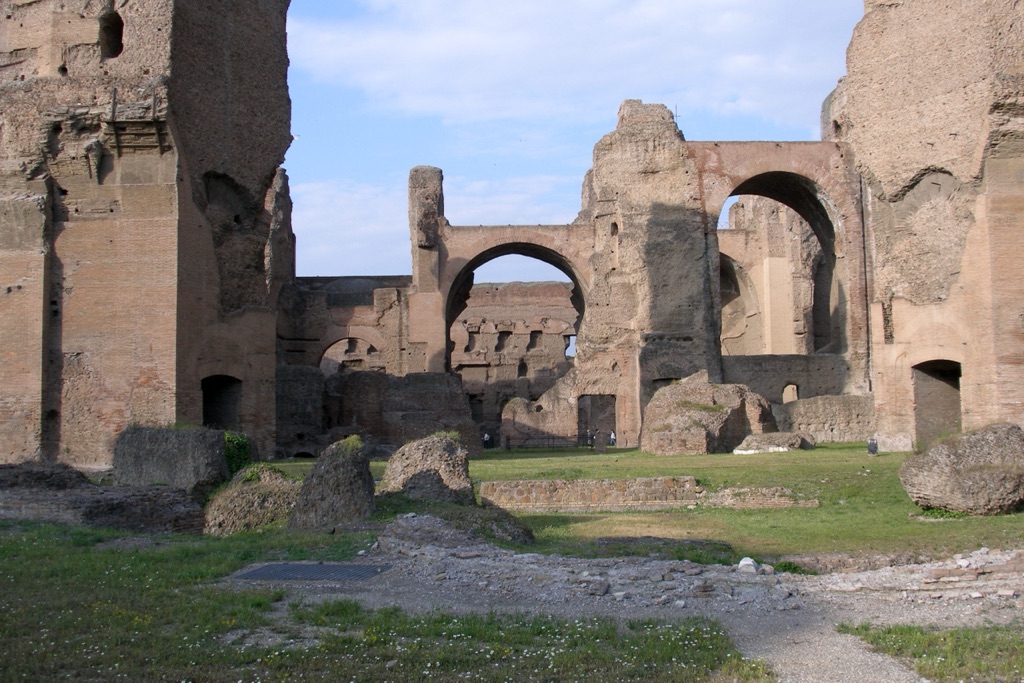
899;423;1024;515
113;426;229;502
379;434;474;505
640;371;777;455
289;437;375;530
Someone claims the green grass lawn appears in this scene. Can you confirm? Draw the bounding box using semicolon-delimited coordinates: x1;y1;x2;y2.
276;444;1024;562
466;444;1024;562
0;522;771;682
838;622;1024;683
27;443;1014;681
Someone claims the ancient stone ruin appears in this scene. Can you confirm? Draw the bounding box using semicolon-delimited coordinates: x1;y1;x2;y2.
3;0;1023;468
899;423;1024;515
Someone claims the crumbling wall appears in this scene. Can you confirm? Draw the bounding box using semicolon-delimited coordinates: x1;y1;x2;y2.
718;198;822;355
168;1;291;460
1;0;180;466
0;0;292;466
826;0;1024;447
451;281;577;436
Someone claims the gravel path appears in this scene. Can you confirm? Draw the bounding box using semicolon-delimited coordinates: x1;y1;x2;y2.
234;514;1023;682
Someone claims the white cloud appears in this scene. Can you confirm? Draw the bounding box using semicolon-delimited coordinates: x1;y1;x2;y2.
285;0;864;278
291;181;410;276
290;174;585;276
288;0;862;130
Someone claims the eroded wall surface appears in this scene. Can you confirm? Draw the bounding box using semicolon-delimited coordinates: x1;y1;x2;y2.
451;282;577;436
401;103;865;450
0;0;291;466
827;0;1024;448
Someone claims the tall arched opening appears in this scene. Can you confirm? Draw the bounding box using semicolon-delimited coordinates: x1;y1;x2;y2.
716;171;850;404
445;245;586;439
719;172;843;355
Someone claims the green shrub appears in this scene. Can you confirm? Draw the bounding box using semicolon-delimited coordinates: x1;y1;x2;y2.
332;435;364;457
224;432;252;475
237;462;287;483
433;430;462;443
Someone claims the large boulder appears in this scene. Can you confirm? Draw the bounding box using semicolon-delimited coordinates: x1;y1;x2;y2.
640;371;777;455
113;426;231;502
379;433;474;505
288;437;375;531
899;423;1024;515
204;464;301;536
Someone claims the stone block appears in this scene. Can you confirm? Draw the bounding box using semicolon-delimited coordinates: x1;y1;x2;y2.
113;426;230;501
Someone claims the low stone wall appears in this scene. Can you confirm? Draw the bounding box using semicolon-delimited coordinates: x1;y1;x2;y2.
774;395;875;444
481;477;701;512
480;477;816;512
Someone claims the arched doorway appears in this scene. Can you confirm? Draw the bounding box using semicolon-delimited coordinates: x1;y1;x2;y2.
446;246;586;438
201;375;242;430
719;172;844;355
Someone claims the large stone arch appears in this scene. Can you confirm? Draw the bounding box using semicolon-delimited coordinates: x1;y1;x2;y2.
444;241;587;326
407;167;596;374
691;142;869;396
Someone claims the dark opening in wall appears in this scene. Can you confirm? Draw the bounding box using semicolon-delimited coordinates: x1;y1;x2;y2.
99;12;124;59
913;360;962;450
202;375;242;430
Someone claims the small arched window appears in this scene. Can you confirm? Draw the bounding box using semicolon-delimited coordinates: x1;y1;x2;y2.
99;12;125;59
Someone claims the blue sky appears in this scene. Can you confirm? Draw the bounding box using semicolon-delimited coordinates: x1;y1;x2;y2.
285;1;864;281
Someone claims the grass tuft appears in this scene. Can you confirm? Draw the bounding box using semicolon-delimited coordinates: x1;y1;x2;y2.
838;622;1024;682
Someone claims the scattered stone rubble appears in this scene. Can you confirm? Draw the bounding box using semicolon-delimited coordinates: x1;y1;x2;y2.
0;463;204;534
734;432;816;454
304;514;1024;631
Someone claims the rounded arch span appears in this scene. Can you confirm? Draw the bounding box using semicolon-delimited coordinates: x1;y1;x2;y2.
318;333;387;375
726;171;844;353
729;171;837;252
445;243;587;326
444;243;587;373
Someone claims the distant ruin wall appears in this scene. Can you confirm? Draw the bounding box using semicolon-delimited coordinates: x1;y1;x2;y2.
774;395;875;444
721;354;850;403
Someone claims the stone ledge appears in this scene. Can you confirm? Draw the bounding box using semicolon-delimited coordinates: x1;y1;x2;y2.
479;478;817;512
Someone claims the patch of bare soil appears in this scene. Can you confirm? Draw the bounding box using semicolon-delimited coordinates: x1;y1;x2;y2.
231;514;1022;683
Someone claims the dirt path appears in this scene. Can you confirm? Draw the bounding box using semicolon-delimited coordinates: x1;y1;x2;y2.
233;514;1023;682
